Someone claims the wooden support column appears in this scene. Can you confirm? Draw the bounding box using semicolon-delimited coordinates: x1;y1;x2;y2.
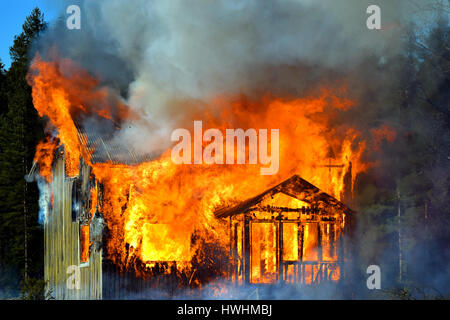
297;223;304;284
317;222;323;284
275;220;279;281
244;216;251;284
330;223;335;258
229;217;233;281
233;222;238;281
317;222;323;261
277;213;283;282
298;223;304;261
336;220;344;282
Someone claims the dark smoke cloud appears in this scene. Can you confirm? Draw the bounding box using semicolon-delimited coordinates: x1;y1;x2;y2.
34;0;418;154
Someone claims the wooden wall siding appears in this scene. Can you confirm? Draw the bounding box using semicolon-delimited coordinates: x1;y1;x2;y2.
44;154;102;300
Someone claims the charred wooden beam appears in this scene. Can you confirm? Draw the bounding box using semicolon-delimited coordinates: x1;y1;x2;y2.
243;216;250;284
318;223;323;262
298;223;304;263
277;213;283;282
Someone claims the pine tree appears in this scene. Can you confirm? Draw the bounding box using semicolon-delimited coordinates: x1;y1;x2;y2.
0;8;46;298
353;6;450;297
0;60;6;115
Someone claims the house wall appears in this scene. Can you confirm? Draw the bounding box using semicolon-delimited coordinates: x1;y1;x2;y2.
44;153;102;299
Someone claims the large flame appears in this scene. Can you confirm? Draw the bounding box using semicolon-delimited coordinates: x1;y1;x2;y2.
28;55;367;279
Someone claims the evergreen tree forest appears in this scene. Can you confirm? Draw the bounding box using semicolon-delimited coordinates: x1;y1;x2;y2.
0;8;46;298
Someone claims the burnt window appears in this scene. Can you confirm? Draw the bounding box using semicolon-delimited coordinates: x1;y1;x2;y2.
250;223;277;284
72;179;82;222
282;222;299;261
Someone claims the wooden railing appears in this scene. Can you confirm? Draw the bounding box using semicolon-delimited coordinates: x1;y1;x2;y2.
279;260;341;285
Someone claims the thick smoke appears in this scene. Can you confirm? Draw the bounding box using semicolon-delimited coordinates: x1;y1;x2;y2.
35;0;415;155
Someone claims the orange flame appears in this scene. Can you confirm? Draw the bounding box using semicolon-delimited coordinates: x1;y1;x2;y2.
34;137;59;182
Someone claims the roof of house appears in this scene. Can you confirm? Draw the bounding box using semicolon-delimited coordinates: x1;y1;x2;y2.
76;125;161;165
214;174;354;218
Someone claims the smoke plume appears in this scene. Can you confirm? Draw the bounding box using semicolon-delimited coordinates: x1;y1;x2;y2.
34;0;417;154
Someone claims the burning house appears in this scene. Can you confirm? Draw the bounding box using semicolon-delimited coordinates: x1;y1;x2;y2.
37;135;354;299
215;174;353;286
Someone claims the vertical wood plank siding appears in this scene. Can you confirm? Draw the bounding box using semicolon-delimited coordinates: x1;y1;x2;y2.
44;155;102;300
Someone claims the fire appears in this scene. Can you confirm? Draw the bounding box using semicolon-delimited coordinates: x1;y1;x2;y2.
34;136;59;182
89;183;98;217
28;55;367;282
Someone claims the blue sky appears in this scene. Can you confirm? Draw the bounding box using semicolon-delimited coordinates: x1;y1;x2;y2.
0;0;59;69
